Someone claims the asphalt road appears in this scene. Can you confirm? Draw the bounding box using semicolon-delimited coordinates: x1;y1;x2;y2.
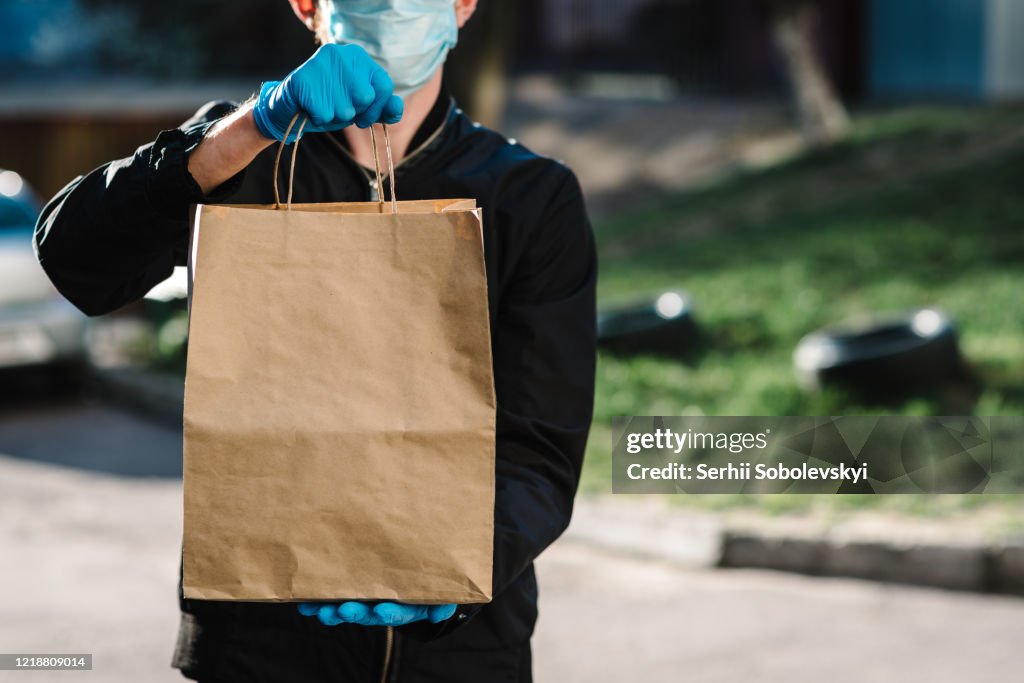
534;543;1023;683
1;397;1021;682
0;398;182;477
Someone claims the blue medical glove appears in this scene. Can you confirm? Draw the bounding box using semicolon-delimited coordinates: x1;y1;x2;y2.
298;601;457;627
253;43;404;142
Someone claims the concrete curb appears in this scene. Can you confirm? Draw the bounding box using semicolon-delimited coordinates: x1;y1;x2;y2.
88;368;1024;597
719;532;1019;594
566;498;1024;596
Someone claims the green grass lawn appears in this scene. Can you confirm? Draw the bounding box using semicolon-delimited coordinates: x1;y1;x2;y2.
583;105;1024;515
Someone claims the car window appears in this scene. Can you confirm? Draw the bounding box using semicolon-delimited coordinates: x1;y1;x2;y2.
0;198;38;229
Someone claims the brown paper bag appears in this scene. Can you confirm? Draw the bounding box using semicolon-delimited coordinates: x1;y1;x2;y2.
182;124;495;604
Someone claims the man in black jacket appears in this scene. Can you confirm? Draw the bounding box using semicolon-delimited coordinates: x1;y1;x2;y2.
34;1;596;681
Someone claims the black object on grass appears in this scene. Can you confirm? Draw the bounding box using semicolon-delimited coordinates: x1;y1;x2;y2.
598;291;700;357
794;308;971;398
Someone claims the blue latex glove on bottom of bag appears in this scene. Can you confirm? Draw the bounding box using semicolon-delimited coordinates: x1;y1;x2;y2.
298;601;457;627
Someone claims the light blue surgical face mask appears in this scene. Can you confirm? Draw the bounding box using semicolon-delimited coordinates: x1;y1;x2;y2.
319;0;458;100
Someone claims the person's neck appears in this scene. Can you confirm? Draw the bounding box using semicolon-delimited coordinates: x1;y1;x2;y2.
342;68;443;172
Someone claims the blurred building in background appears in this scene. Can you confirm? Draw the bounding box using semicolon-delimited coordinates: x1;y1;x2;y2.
4;0;1024;198
868;0;1024;99
3;0;1024;98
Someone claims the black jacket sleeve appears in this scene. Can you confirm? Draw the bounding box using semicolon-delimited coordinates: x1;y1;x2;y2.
490;168;596;593
33;102;239;316
407;166;597;639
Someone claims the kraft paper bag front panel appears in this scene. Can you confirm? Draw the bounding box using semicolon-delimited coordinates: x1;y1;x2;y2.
183;202;495;604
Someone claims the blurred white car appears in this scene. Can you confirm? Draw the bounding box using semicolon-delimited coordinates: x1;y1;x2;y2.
0;169;88;372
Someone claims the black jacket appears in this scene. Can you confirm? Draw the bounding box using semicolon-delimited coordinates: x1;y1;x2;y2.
34;92;596;682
